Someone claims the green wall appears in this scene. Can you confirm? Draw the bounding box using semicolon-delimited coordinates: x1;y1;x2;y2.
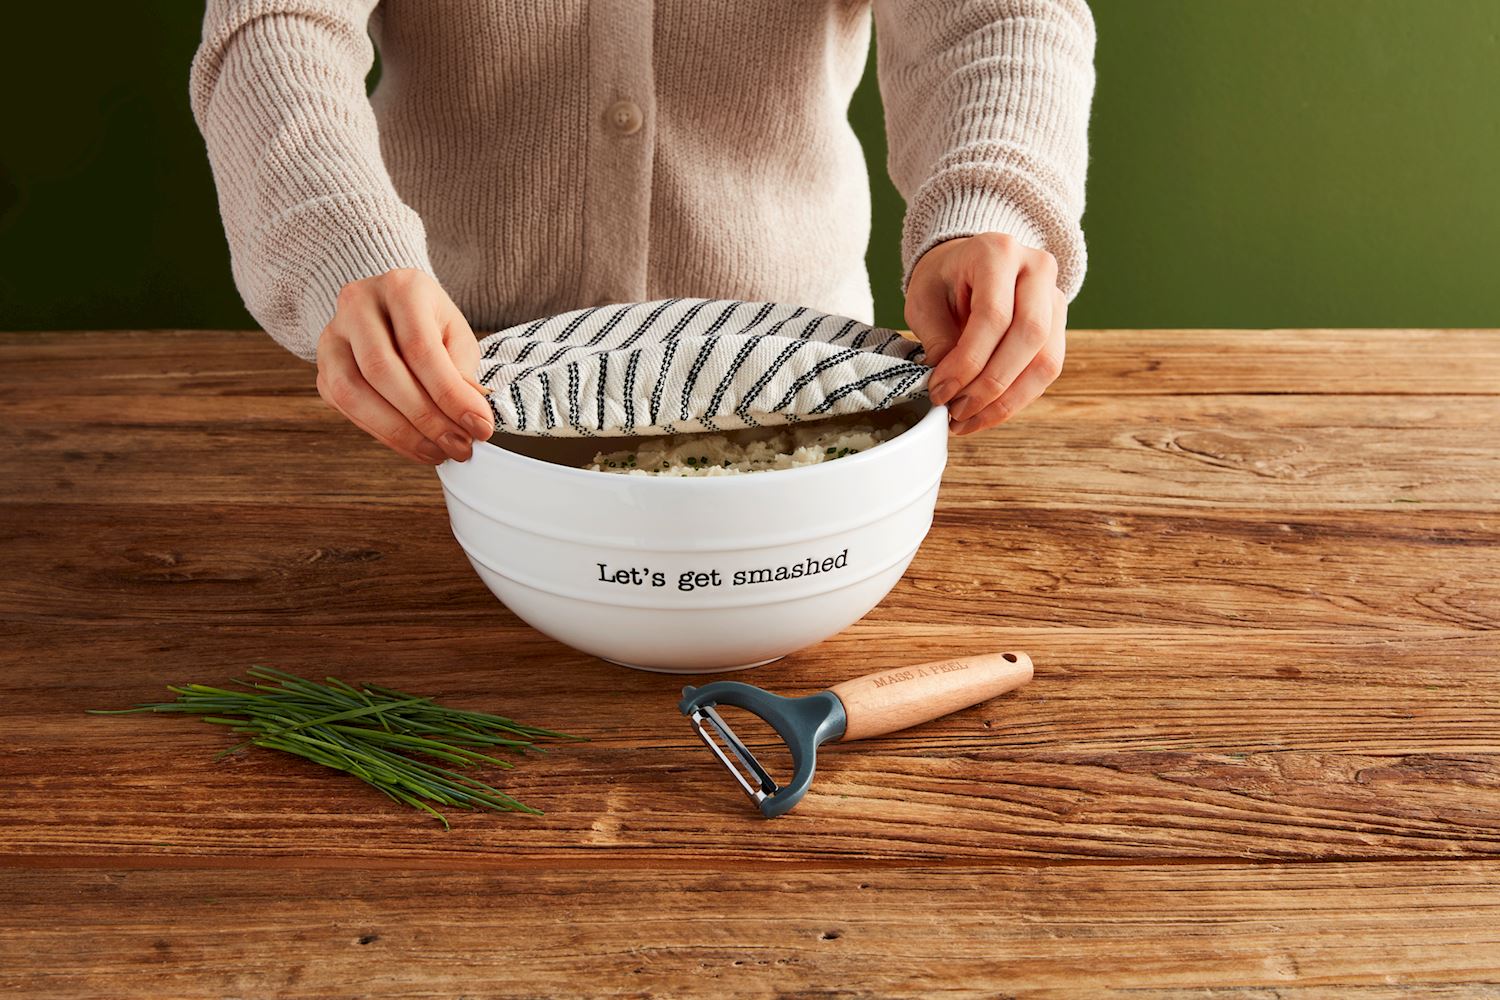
3;1;1497;333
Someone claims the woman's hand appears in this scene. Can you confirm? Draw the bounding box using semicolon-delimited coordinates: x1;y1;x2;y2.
905;233;1068;435
315;268;494;464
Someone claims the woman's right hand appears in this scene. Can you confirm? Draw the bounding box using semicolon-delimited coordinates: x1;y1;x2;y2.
315;268;495;464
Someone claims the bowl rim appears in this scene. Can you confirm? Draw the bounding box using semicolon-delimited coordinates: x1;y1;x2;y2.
451;399;947;486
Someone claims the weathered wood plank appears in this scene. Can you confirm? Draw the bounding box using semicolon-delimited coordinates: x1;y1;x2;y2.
947;393;1500;511
8;738;1499;863
2;863;1498;998
903;506;1500;630
5;623;1500;864
3;502;1495;630
4;328;1499;396
5;327;1495;511
4;393;1498;510
0;330;316;399
7;624;1495;756
1060;328;1500;396
3;329;1498;994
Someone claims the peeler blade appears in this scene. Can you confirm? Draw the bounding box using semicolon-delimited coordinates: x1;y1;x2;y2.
689;706;779;806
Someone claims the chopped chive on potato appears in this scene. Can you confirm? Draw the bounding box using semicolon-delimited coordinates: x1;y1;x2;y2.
585;422;906;477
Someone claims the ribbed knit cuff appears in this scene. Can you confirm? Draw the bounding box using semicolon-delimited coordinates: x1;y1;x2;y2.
257;193;434;362
901;180;1086;302
903;194;1046;281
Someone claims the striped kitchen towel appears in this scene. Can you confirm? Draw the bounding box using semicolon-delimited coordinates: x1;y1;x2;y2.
476;298;931;437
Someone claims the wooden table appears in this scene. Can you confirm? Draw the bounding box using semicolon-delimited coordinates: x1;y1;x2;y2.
3;329;1499;997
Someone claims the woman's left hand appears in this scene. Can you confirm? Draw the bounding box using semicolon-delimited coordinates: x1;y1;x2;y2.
905;233;1068;435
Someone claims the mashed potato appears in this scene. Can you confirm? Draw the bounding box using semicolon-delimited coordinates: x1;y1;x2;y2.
585;421;908;476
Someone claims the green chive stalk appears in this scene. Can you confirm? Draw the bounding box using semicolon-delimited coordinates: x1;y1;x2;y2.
89;665;584;828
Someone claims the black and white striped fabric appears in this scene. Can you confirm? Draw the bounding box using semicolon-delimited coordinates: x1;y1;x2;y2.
476;298;930;437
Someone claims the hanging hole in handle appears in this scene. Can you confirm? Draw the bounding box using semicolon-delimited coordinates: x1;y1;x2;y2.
1002;653;1018;663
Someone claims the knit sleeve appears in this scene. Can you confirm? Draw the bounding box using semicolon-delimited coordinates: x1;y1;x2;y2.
873;0;1096;300
189;0;434;361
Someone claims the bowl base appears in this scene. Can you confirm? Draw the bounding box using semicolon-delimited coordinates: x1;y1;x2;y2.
597;654;787;675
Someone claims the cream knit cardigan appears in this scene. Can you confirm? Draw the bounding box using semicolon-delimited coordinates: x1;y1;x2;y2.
190;1;1095;362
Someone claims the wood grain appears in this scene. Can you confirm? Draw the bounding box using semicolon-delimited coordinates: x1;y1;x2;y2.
1059;328;1500;395
4;329;1496;512
2;864;1499;999
5;624;1500;865
2;328;1498;997
6;393;1498;510
831;650;1033;741
3;502;1495;630
6;327;1500;396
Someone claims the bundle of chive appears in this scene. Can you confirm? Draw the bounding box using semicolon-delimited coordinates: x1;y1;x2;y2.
89;666;583;827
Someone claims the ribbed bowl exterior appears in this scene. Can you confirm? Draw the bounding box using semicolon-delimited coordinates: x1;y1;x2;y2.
436;404;948;672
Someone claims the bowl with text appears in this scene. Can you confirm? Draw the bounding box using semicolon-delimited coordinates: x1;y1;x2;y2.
435;399;948;672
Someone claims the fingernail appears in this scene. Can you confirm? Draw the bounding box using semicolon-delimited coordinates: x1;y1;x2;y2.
931;379;959;405
440;432;471;457
948;395;976;421
417;442;446;464
952;417;979;436
463;413;493;439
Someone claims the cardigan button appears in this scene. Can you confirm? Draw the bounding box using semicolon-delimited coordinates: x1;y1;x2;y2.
605;100;643;135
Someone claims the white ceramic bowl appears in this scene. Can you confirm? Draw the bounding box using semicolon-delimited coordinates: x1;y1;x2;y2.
435;400;947;673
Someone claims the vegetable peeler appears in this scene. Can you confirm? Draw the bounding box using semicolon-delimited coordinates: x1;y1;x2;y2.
679;651;1033;817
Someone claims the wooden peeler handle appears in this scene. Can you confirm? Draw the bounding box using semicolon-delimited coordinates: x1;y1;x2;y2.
829;651;1033;741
